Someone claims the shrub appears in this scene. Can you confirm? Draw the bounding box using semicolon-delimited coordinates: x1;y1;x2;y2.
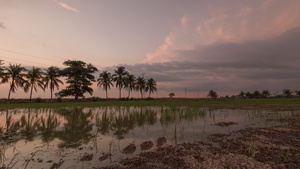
57;97;62;102
35;98;42;103
92;97;100;102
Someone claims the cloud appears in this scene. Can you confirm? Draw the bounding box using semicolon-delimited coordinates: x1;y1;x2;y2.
58;2;79;13
145;0;300;63
108;27;300;93
0;22;5;29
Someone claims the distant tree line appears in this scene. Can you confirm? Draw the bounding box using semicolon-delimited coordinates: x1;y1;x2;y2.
206;89;300;99
0;59;157;100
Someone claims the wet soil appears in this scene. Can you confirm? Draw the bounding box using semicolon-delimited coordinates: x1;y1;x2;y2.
96;115;300;169
122;144;137;154
99;153;112;162
50;159;64;169
156;137;167;147
215;121;237;127
80;153;94;161
140;141;154;150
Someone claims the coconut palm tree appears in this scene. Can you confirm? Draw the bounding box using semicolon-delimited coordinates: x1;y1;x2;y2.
0;60;4;88
24;67;45;100
136;77;146;98
112;66;128;98
145;78;157;97
207;90;218;99
44;66;63;100
0;60;4;78
125;74;136;98
97;71;114;99
1;64;28;100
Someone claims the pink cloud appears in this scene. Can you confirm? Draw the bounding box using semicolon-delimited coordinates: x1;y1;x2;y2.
58;2;79;13
144;0;300;63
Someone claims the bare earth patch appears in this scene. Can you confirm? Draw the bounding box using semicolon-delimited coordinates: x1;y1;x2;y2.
215;121;237;127
122;144;137;154
96;115;300;169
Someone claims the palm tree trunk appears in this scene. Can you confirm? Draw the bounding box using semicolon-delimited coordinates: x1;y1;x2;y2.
8;82;14;100
149;91;151;98
128;90;130;98
106;89;108;99
119;87;121;98
8;87;12;100
6;110;9;133
30;85;33;100
50;88;53;100
140;89;143;98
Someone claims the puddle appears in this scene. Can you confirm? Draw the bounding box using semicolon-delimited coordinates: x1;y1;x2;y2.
0;106;299;168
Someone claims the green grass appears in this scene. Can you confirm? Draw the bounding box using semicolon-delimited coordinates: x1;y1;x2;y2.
0;98;299;109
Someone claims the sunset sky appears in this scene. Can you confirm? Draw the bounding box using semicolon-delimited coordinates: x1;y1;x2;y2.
1;0;300;98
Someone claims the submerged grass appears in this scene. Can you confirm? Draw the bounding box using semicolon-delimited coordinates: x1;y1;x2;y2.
0;98;300;110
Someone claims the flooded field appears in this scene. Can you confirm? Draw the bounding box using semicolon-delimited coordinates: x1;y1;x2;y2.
0;106;299;168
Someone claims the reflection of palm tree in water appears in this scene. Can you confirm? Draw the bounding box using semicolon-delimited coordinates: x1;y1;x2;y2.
96;106;157;140
96;106;112;135
19;108;41;141
39;110;60;143
3;110;20;137
55;107;93;148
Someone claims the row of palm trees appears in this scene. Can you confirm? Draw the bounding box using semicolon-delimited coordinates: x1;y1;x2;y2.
97;66;157;99
0;64;63;100
0;60;157;100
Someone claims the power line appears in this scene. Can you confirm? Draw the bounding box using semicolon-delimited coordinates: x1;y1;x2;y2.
0;48;62;64
0;55;52;67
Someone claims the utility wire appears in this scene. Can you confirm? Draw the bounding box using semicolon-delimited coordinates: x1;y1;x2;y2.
0;55;52;67
0;48;62;64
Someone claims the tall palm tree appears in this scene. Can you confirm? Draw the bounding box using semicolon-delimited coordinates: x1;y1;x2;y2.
1;64;28;100
24;67;45;100
112;66;128;98
44;66;63;99
145;78;157;97
0;60;4;78
126;74;136;98
136;77;146;98
97;71;114;99
0;60;4;88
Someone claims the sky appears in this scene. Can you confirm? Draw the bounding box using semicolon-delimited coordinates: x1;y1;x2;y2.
0;0;300;99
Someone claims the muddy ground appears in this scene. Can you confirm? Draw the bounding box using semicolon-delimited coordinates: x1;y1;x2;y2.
96;115;300;169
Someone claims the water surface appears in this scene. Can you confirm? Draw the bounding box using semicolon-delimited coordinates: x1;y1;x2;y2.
0;106;298;168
